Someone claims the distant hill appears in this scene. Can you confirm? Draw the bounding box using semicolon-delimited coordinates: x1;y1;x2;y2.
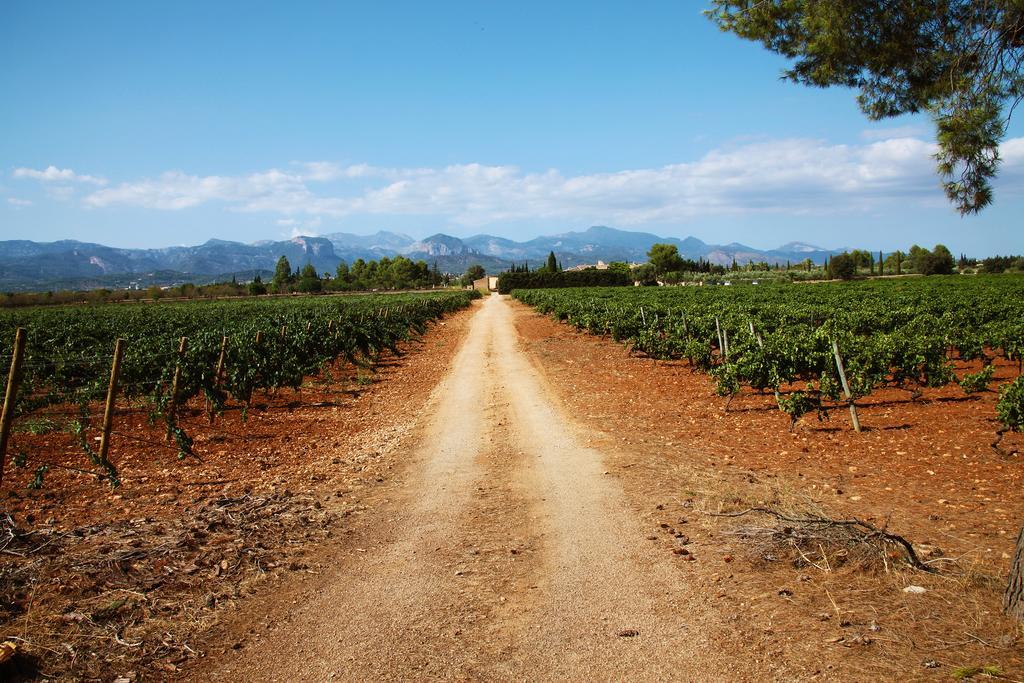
470;226;841;268
0;227;847;291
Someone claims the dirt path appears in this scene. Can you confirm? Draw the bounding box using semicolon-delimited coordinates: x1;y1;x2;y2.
195;293;752;681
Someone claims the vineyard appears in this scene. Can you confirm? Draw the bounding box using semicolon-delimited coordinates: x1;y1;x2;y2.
513;276;1024;440
0;290;478;487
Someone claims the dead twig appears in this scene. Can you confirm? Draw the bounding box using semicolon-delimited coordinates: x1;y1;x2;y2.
707;506;934;572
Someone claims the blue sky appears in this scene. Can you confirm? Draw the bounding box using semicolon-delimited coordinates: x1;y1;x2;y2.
2;1;1021;255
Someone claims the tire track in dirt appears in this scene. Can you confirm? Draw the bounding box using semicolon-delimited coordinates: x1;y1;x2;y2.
197;294;760;681
485;294;719;680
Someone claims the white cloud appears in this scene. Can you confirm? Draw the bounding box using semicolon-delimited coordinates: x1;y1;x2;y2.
72;136;1024;226
6;197;32;207
1001;137;1024;164
296;161;344;182
288;216;322;238
277;215;322;238
83;169;311;210
13;165;107;185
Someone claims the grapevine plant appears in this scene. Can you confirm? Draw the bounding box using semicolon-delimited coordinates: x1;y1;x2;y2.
0;291;478;485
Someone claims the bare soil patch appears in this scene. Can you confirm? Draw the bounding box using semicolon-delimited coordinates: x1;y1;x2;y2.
511;298;1024;680
0;304;476;681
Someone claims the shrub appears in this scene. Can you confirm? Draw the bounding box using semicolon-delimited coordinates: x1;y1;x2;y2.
828;253;857;280
496;269;630;294
960;364;994;393
996;376;1024;432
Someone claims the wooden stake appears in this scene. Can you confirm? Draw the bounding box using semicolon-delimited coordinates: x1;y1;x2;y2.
752;324;782;405
166;336;188;441
208;335;228;423
98;338;124;465
214;335;228;384
722;327;730;360
831;339;861;433
715;316;724;358
248;331;263;407
0;328;27;488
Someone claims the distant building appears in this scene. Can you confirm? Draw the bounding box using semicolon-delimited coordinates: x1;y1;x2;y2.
473;275;499;292
565;260;610;272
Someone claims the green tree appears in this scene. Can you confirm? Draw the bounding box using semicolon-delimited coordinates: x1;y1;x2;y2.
885;250;905;275
632;262;659;286
464;264;486;284
272;255;293;291
828;252;857;280
297;263;322;293
248;274;267;296
851;250;874;275
545;251;558;272
388;256;418;289
919;244;956;275
648;243;685;275
707;1;1024;213
907;245;931;273
350;259;367;288
607;261;631;277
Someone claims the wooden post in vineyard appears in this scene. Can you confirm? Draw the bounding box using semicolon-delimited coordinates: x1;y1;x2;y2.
831;339;861;433
247;330;263;408
1006;523;1024;622
751;322;781;405
208;335;228;423
98;338;124;465
166;336;188;441
0;328;27;488
715;317;724;359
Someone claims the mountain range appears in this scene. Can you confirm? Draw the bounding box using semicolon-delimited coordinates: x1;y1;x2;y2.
0;226;845;291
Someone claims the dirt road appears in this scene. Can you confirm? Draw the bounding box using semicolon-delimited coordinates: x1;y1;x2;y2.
196;293;752;681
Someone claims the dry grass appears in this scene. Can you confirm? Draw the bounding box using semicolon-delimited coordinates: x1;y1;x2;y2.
0;492;334;680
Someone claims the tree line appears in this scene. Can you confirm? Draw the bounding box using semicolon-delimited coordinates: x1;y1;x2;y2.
262;255;451;294
827;245;958;280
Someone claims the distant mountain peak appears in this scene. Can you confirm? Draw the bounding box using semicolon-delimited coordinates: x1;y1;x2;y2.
775;241;826;253
403;233;472;257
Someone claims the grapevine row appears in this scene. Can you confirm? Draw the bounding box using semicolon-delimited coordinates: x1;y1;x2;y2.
512;276;1024;429
0;291;478;484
